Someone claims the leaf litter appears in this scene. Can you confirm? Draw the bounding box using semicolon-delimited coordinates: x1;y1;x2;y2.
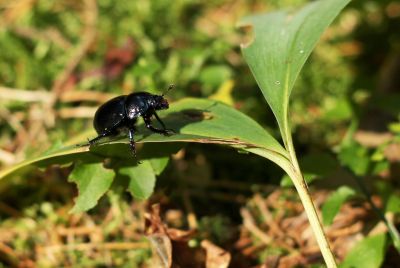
1;184;397;267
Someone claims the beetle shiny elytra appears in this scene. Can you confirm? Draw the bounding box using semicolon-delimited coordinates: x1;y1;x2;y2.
89;85;174;158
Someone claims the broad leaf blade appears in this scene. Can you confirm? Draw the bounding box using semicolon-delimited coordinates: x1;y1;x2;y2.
340;233;387;268
68;162;115;213
322;186;356;226
239;0;350;135
339;142;370;176
119;161;156;199
0;98;287;181
163;98;285;154
149;157;170;175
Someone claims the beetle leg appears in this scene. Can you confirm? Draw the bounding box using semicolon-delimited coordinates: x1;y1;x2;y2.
88;132;108;145
151;112;175;135
88;121;122;145
153;112;167;129
88;130;116;145
154;112;175;134
143;114;172;136
128;128;137;157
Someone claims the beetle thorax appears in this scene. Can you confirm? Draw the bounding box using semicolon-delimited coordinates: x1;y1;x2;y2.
125;93;151;119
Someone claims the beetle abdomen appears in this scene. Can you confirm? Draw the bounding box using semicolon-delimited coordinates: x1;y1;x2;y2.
93;95;127;134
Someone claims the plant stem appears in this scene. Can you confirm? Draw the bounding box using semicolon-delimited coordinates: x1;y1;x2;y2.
249;147;337;267
285;165;337;268
282;120;337;267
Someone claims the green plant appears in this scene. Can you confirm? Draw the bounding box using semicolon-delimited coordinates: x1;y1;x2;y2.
0;0;352;267
238;0;351;266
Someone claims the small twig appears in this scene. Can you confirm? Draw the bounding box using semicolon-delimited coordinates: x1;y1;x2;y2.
0;0;36;27
0;87;52;103
58;107;97;119
37;242;150;253
240;208;272;245
0;149;15;165
253;194;283;237
0;85;115;105
328;222;363;238
0;202;22;217
182;190;198;229
12;26;72;49
47;0;98;126
50;0;97;96
0;242;18;266
0;107;29;160
59;90;117;103
241;243;268;257
57;226;102;236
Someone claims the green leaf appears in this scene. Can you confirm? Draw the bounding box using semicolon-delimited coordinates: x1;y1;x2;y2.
340;233;387;268
199;65;232;93
164;98;285;154
0;98;288;182
339;142;370;176
386;193;400;214
149;157;170;175
118;161;156;199
322;186;356;226
68;162;115;213
239;0;350;139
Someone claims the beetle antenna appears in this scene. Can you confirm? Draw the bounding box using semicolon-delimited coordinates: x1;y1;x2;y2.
162;84;175;97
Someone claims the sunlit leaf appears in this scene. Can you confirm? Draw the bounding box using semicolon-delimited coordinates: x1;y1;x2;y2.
386;193;400;214
0;98;287;181
239;0;350;138
322;186;356;226
339;142;370;176
209;79;235;106
340;233;387;268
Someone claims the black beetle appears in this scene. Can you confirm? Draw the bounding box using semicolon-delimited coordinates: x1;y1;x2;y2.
89;85;174;158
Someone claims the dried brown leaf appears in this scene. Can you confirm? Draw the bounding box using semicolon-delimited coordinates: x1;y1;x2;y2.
201;240;231;268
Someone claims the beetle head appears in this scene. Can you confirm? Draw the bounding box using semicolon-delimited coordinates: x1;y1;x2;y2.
153;95;169;110
153;84;174;110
